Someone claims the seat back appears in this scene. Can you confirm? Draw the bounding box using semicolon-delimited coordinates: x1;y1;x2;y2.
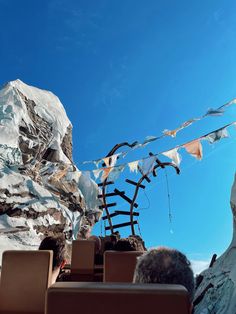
0;250;52;314
46;282;191;314
104;250;143;282
71;240;95;274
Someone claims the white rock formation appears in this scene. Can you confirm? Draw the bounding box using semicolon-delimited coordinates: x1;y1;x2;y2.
194;174;236;314
0;80;102;259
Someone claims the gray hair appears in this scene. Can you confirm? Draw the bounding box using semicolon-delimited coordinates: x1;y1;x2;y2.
133;247;195;301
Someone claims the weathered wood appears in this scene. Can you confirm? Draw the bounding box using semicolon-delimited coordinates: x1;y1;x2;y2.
99;202;116;209
114;188;138;208
209;254;217;268
105;221;138;231
125;179;145;189
98;181;114;187
97;191;125;198
102;212;119;220
115;210;139;216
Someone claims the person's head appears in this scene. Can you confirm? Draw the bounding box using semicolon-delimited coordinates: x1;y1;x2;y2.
39;235;66;272
128;235;146;252
114;238;135;251
114;237;141;251
133;247;195;302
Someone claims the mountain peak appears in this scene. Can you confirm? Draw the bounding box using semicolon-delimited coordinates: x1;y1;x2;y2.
0;80;101;261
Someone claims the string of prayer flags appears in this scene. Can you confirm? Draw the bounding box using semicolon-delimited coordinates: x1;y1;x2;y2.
205;128;229;144
86;121;236;183
163;118;197;138
132;136;160;150
143;135;159;145
103;153;121;167
128;160;139;173
80;97;236;168
219;98;236;110
180;119;198;128
204;98;236;117
183;139;203;160
81;121;236;185
163;97;236;139
162;148;182;167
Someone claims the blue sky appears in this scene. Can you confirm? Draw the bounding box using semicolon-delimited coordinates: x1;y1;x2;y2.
1;0;236;272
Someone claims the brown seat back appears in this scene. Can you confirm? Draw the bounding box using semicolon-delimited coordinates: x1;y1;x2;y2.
104;250;143;282
71;240;95;274
0;250;52;314
46;282;191;314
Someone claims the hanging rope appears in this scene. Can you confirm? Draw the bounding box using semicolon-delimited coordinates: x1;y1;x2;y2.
100;218;103;236
138;188;151;211
164;168;172;224
137;220;143;238
104;220;106;236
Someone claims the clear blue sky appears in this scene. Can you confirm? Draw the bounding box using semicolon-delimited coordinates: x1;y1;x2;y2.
1;0;236;267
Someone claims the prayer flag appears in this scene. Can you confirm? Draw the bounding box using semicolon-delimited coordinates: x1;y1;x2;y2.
179;118;196;129
205;128;229;144
222;98;236;108
93;168;103;180
110;153;120;167
128;160;139;173
94;159;102;168
143;135;158;145
183;139;203;160
101;167;112;182
162;148;181;167
108;165;125;181
205;108;224;116
141;156;156;175
103;157;111;167
163;129;178;137
103;153;120;167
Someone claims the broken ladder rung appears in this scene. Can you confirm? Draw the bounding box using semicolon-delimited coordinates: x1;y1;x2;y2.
99;202;116;209
115;210;139;216
137;165;151;183
105;221;138;231
98;181;114;187
102;212;119;220
102;210;139;220
125;179;145;189
97;191;125;198
114;189;138;208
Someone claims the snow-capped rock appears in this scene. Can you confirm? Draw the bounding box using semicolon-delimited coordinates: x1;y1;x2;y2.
0;79;102;261
194;174;236;314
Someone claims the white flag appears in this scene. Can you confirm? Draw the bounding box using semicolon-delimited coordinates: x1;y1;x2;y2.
162;148;181;167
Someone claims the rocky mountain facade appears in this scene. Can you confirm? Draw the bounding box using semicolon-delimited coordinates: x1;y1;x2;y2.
0;80;102;255
194;174;236;314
